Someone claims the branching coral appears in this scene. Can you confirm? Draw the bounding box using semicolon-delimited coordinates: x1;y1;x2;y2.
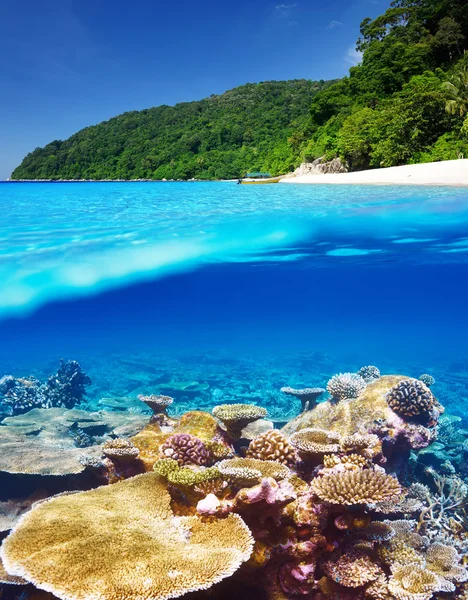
289;428;341;457
311;470;401;505
246;430;296;465
419;374;435;387
327;373;367;401
212;404;267;439
0;473;254;600
160;433;211;466
358;366;381;382
323;548;381;587
386;379;434;420
280;387;325;413
388;563;439;600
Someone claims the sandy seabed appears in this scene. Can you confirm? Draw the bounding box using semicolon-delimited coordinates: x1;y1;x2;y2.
281;158;468;186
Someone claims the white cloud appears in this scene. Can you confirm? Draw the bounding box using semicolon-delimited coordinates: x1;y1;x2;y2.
275;3;297;10
327;20;343;29
345;46;363;66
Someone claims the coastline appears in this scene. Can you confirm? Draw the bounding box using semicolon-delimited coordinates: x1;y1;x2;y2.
281;159;468;186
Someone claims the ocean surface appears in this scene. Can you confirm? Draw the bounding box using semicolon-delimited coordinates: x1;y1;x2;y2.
1;181;468;418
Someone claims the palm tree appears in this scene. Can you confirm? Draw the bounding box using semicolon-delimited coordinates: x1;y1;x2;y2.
443;64;468;117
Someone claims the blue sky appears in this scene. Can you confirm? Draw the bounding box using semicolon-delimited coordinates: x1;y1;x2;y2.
0;0;387;179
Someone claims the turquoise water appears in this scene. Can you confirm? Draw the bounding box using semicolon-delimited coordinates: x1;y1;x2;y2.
1;181;468;416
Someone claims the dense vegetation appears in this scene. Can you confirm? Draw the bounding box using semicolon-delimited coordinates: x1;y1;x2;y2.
11;0;468;180
11;80;330;180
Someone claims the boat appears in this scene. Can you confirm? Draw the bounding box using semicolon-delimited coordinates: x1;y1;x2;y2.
237;172;282;184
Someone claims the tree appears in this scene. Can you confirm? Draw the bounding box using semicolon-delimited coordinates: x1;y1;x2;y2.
443;63;468;117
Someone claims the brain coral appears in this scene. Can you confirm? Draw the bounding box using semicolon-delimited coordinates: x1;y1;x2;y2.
311;470;401;505
386;379;434;420
160;433;211;466
327;373;367;401
323;549;381;587
0;473;253;600
388;563;439;600
246;430;296;465
289;428;341;456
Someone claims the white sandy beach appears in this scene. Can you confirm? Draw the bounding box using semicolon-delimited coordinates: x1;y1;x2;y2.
281;159;468;186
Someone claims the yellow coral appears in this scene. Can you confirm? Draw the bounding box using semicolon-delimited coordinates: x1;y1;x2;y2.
289;428;341;456
1;473;254;600
388;563;439;600
323;549;381;587
365;573;392;600
378;540;425;567
311;470;401;505
246;430;295;466
425;543;468;586
167;466;220;489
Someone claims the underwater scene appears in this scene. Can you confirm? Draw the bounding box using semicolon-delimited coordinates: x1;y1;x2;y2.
1;181;468;600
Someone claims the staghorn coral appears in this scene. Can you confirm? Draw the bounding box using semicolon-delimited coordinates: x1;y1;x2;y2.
323;548;381;587
160;433;211;466
289;428;341;457
327;373;367;401
280;387;326;413
246;430;296;466
419;374;435;387
388;563;439;600
1;472;254;600
217;458;290;487
102;438;140;462
212;403;267;439
311;470;401;505
358;366;381;383
386;379;434;420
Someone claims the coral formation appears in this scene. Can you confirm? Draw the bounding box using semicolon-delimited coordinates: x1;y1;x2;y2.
138;393;173;413
160;433;211;466
0;360;90;416
280;386;325;413
102;438;140;462
290;428;341;457
419;374;435;387
246;429;295;465
212;403;267;438
323;548;381;587
386;378;435;420
327;372;367;401
1;473;254;600
311;469;401;505
217;457;290;485
358;365;381;382
388;563;439;600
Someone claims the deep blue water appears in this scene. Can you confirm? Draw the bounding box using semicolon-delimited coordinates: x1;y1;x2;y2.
1;181;468;416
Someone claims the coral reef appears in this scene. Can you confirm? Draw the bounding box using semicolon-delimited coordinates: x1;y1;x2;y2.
1;364;465;600
419;374;436;387
327;372;367;401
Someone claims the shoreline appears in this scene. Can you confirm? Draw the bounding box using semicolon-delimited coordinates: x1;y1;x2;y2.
281;159;468;186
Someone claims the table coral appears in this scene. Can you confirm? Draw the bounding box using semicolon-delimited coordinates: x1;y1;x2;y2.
289;428;341;457
1;473;254;600
246;430;296;466
280;387;325;413
311;469;401;505
212;404;267;439
388;563;439;600
102;438;140;462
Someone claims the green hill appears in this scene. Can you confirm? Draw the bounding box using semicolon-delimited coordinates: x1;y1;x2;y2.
11;0;468;180
11;80;331;181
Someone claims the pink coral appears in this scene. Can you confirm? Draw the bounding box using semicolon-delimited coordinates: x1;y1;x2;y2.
279;560;317;595
160;433;210;466
196;493;234;516
235;477;296;508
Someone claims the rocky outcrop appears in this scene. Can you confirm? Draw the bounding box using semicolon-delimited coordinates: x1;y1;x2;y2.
292;156;348;177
